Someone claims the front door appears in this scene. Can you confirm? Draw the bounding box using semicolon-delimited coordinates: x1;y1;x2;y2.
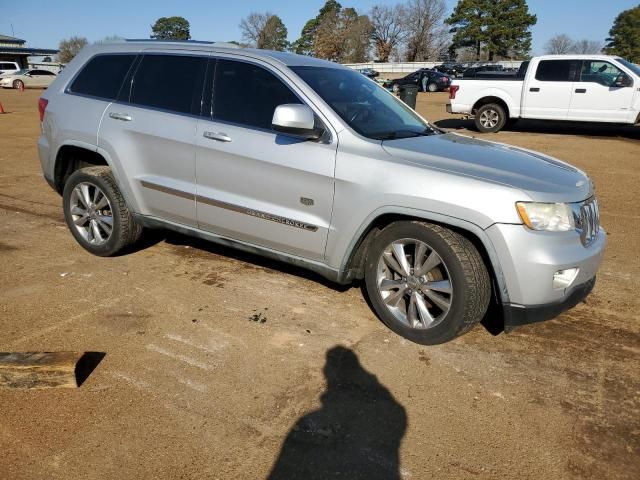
99;52;208;226
194;58;336;261
568;60;637;122
523;59;579;119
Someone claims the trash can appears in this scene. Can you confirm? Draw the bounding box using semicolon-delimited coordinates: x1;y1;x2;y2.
398;85;418;109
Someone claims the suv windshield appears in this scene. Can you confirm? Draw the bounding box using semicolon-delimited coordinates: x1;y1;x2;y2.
291;66;435;140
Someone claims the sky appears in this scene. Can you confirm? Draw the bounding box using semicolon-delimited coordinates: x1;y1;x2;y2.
2;0;638;56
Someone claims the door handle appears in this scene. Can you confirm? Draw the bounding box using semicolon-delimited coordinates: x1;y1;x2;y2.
203;131;232;142
529;87;540;92
575;88;587;93
109;112;132;122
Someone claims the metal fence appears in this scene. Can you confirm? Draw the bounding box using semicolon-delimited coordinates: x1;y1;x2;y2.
344;61;524;73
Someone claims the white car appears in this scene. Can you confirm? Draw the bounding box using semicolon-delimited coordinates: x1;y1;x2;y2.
0;61;20;77
0;69;57;89
447;55;640;132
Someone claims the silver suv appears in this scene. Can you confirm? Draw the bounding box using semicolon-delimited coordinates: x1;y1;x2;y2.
37;41;606;344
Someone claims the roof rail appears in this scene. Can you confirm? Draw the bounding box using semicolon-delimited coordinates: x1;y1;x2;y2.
125;39;215;44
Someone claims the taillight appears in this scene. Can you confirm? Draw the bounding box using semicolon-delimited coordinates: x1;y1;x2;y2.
449;85;459;100
38;97;48;122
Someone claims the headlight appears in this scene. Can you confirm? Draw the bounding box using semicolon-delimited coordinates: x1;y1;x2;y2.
516;202;576;232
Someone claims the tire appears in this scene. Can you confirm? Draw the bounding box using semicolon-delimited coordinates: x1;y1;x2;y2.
62;166;142;256
364;221;491;345
13;79;24;90
427;82;438;92
474;103;507;133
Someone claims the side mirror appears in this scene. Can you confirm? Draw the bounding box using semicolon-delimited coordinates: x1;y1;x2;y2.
272;104;323;140
614;74;632;88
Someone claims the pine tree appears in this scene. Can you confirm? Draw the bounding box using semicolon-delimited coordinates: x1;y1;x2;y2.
604;5;640;63
292;0;342;55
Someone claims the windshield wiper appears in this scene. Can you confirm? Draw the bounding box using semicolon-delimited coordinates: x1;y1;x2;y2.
372;128;435;141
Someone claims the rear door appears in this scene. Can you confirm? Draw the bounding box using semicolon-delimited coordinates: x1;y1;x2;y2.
194;57;337;261
568;59;637;122
99;52;208;226
522;59;579;119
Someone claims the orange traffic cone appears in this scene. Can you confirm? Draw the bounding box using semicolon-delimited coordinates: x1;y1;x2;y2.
0;101;5;114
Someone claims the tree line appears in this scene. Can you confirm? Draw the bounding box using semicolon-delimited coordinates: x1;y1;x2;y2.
56;3;640;64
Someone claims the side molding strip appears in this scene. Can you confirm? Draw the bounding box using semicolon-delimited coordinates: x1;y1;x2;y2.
140;180;318;232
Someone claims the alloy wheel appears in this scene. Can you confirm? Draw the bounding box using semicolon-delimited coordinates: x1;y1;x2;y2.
69;182;113;245
479;109;500;129
376;238;453;329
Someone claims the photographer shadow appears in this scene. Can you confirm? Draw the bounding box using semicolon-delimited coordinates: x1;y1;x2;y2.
267;346;407;480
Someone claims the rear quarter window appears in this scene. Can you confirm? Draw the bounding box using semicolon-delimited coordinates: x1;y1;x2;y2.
68;54;137;100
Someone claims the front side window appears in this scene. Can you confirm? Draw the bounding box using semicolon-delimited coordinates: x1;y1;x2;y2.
69;54;136;100
130;54;207;115
535;60;579;82
616;58;640;77
579;61;624;87
211;59;301;130
291;66;434;140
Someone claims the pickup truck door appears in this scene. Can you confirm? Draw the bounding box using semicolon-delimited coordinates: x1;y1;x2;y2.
522;59;579;120
194;58;336;261
568;60;637;122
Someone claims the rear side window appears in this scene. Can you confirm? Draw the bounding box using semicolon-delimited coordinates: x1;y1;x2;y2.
535;60;579;82
210;59;301;130
69;54;136;100
129;54;207;115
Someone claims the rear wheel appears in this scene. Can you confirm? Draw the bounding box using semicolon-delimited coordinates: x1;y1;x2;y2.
62;166;142;256
12;79;24;90
474;103;507;133
364;221;491;345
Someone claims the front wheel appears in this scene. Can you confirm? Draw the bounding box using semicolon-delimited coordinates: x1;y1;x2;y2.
474;103;507;133
364;221;491;345
62;166;142;256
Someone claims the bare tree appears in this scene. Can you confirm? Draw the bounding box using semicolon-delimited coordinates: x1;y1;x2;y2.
545;34;574;55
402;0;449;61
370;4;407;62
58;36;88;63
572;39;603;54
239;12;272;48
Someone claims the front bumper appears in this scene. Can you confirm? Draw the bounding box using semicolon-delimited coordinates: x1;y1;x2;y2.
503;276;596;331
486;223;606;328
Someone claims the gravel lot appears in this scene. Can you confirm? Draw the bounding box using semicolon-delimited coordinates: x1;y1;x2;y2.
1;88;638;479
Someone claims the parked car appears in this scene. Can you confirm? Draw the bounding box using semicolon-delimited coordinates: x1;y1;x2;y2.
388;69;451;92
357;68;379;79
0;69;57;89
433;63;465;77
448;55;640;132
0;61;20;77
37;41;605;345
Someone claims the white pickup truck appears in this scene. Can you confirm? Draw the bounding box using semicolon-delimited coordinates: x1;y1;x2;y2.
447;55;640;132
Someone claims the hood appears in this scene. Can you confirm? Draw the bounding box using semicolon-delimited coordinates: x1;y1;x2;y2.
382;132;592;203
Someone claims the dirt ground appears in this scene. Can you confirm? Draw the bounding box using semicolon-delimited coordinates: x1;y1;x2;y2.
0;89;638;480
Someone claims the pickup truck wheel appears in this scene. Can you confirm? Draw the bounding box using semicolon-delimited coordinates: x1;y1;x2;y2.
62;166;142;256
475;103;506;133
364;221;491;345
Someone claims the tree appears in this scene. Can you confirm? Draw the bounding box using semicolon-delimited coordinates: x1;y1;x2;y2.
57;36;88;63
370;4;407;62
292;0;342;56
403;0;449;61
240;12;288;50
447;0;536;61
571;39;603;55
544;34;573;55
314;5;372;62
150;16;190;40
604;5;640;62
